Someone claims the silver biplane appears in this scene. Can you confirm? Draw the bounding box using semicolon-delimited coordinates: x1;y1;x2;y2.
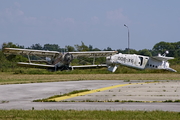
3;48;117;71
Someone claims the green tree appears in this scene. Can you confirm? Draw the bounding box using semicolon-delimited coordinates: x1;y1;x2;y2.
138;49;152;56
117;49;125;54
74;41;89;51
65;45;75;52
30;43;43;50
172;41;180;57
2;42;27;62
152;41;175;56
88;45;93;51
174;49;180;58
1;42;27;71
172;41;180;49
103;47;113;51
92;48;101;51
43;44;60;51
0;50;12;71
2;42;19;49
129;49;138;54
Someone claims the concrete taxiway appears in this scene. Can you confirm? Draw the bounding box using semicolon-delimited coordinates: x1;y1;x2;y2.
0;80;180;111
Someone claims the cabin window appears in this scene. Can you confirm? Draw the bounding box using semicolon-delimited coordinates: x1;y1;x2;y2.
139;57;143;66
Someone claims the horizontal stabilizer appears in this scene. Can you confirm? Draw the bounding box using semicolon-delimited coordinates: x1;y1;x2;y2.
152;56;174;61
166;68;177;72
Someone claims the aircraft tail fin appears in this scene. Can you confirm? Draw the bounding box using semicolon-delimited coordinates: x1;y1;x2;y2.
108;65;118;72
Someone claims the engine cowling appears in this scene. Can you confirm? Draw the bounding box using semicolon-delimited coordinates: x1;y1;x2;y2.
63;53;73;64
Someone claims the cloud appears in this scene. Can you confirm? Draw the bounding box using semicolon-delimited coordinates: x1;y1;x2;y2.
3;2;24;17
4;7;24;17
14;2;21;8
51;17;76;29
0;8;24;24
64;18;75;24
23;16;37;24
0;3;25;24
91;16;100;24
0;2;76;29
0;2;41;26
106;9;130;25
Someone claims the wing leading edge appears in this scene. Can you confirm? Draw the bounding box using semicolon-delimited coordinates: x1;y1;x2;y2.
3;48;117;57
3;48;59;57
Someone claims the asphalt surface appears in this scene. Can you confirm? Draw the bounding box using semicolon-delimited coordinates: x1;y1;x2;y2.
0;80;180;111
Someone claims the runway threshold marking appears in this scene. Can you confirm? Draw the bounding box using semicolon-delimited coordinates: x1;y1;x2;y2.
49;82;154;102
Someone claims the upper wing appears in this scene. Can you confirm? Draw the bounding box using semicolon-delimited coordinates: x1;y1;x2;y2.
3;48;59;57
3;48;117;58
69;51;117;58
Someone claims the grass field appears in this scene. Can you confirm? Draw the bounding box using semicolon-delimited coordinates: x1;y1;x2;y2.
0;72;179;85
1;70;180;119
0;110;180;120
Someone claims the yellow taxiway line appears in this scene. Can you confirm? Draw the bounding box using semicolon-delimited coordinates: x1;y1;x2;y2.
49;82;154;102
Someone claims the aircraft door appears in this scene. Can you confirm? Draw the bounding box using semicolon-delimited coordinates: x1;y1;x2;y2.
139;57;143;66
135;56;149;69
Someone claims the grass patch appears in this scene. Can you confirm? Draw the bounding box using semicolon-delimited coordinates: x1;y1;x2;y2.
33;89;90;102
57;99;180;103
1;64;180;74
0;72;180;85
163;99;180;102
1;100;9;103
0;110;179;120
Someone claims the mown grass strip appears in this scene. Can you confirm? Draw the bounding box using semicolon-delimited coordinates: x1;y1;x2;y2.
0;110;180;120
0;72;179;85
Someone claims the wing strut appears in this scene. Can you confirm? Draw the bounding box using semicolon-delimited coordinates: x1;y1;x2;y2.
93;56;95;65
27;53;31;63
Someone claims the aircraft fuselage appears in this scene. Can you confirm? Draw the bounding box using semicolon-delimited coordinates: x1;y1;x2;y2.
106;53;176;72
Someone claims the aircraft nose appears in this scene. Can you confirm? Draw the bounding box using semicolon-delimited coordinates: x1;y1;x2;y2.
106;56;111;60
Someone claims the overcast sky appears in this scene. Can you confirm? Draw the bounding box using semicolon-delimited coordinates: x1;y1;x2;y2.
1;0;180;50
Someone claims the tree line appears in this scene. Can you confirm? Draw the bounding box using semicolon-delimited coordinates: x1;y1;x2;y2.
1;41;180;57
0;41;180;71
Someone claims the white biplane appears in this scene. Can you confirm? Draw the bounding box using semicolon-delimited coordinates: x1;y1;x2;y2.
3;48;176;72
3;48;117;71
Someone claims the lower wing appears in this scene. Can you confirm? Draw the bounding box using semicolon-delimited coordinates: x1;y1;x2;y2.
17;62;54;68
71;64;107;69
17;62;107;70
